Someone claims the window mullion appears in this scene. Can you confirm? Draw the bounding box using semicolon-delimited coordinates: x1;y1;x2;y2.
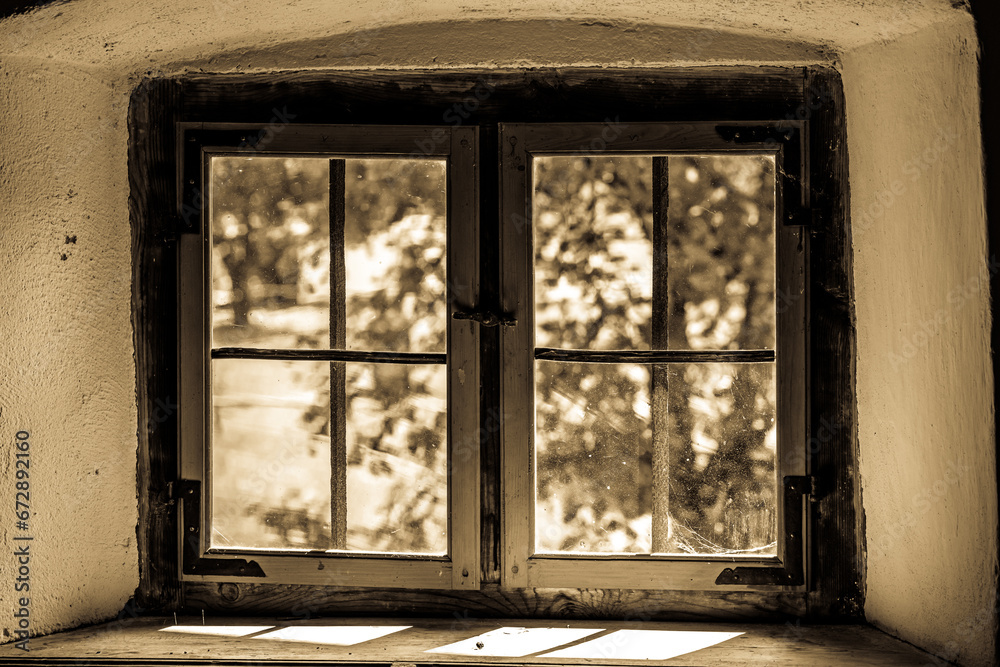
329;158;347;551
651;156;670;554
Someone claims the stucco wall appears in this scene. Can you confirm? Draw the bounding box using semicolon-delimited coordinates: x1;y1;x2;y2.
843;15;997;667
0;57;139;640
0;1;994;665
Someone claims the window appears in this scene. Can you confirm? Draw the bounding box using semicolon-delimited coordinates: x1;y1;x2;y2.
177;126;480;588
498;123;807;590
133;69;858;617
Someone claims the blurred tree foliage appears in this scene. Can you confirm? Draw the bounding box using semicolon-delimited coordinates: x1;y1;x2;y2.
211;150;777;556
533;154;776;554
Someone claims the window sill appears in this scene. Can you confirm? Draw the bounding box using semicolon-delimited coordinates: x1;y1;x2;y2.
1;615;935;665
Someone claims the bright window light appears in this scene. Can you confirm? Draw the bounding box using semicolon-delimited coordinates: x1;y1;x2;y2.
540;629;743;660
425;627;602;657
254;625;412;646
159;625;273;637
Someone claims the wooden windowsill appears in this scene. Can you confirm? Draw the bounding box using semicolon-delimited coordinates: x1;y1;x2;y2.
0;615;936;665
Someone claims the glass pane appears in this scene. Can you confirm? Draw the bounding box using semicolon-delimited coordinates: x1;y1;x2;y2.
210;156;447;353
210;357;332;550
534;360;776;556
533;156;653;351
210;156;330;350
345;361;447;554
344;159;448;353
210;358;447;554
532;155;775;351
667;156;775;351
535;362;653;553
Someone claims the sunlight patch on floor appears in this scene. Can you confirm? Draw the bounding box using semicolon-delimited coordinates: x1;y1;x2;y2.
425;627;603;657
159;625;274;637
540;629;744;660
254;625;412;645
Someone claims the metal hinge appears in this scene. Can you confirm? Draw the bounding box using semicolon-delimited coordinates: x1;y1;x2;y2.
176;479;266;577
715;475;812;587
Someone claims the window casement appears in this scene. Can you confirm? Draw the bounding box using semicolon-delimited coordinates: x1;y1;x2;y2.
498;123;807;590
133;68;858;618
177;126;481;589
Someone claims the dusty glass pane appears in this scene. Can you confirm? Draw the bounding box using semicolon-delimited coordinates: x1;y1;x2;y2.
535;362;653;553
345;361;447;554
534;360;776;555
210;156;331;350
666;155;776;351
210;358;447;554
665;362;776;555
210;156;447;353
532;155;775;351
210;357;332;550
344;159;448;353
533;156;653;351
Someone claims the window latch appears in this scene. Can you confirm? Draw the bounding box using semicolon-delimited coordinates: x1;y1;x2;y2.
453;309;517;327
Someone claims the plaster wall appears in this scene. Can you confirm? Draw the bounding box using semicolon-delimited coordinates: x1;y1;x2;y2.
0;1;994;665
0;59;139;640
842;15;996;667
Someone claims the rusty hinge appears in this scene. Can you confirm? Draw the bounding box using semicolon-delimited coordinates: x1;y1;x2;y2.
176;479;266;577
715;475;812;587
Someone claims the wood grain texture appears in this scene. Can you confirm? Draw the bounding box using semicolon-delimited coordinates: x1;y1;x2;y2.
130;77;183;610
651;157;670;554
498;122;533;590
0;615;937;666
181;582;808;620
330;158;347;550
802;68;862;617
211;347;447;364
534;349;775;363
448;126;483;590
176;69;805;127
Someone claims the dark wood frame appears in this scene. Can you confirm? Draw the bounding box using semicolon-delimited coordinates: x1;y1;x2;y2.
129;67;857;620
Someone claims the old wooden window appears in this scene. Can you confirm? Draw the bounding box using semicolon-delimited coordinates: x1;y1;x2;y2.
177;126;481;588
499;123;806;589
133;69;857;617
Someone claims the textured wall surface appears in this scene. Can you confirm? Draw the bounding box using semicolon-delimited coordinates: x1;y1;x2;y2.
0;58;139;640
0;1;993;664
843;15;997;667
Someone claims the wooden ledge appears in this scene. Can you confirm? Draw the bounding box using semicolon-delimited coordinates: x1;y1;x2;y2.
0;616;937;666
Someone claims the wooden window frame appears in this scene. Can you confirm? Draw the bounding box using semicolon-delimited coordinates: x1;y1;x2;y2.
130;67;859;620
176;125;481;590
499;122;807;591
